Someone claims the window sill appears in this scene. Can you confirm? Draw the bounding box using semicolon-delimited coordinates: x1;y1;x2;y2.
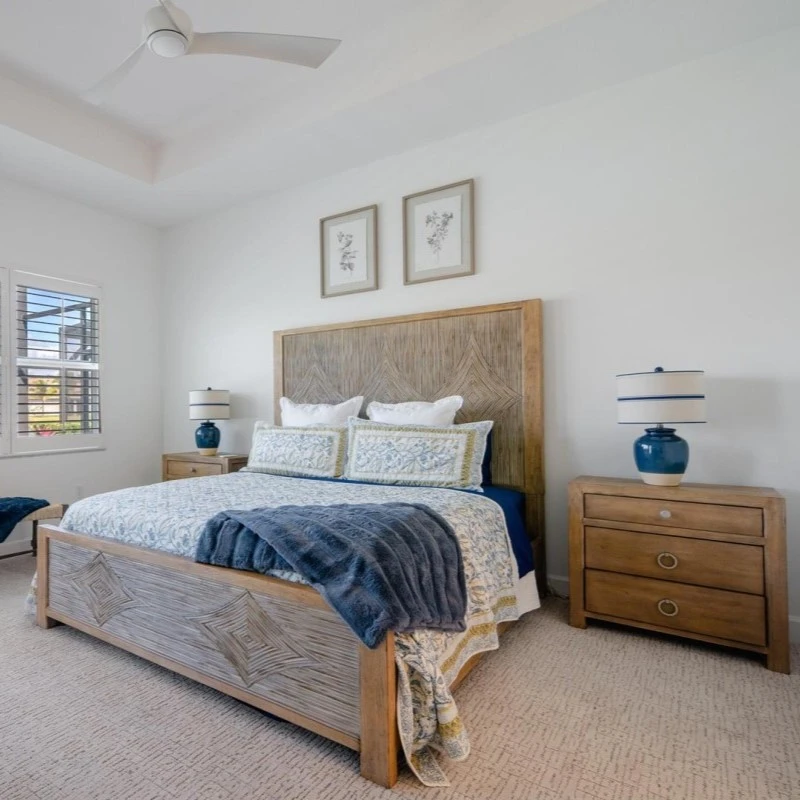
0;446;106;459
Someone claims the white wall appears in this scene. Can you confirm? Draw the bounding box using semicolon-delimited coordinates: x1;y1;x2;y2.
0;177;162;555
161;31;800;626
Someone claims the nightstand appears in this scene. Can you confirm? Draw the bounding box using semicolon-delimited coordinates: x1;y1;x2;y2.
568;476;789;673
162;452;248;481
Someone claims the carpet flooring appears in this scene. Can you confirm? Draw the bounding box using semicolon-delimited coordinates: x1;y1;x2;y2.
1;555;798;800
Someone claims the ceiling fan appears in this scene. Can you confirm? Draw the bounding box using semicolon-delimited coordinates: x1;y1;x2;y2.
85;0;341;104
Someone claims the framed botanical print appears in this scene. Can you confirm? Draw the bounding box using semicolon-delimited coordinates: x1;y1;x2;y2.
403;179;474;285
320;204;378;298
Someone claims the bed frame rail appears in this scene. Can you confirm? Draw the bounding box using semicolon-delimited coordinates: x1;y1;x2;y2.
36;525;398;787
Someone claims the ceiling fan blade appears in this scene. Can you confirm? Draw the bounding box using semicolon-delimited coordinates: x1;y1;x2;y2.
189;32;341;68
83;42;146;105
158;0;187;37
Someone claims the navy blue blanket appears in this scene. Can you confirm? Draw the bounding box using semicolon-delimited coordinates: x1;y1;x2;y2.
260;475;535;578
0;497;49;543
196;502;467;648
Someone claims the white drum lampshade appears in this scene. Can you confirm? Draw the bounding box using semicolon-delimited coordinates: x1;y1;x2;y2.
189;388;230;456
616;368;705;486
189;389;231;421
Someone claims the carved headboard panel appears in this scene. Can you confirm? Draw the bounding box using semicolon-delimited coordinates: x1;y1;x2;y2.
274;300;544;563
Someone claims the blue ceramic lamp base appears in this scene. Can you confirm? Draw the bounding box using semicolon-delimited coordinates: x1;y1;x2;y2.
195;421;221;456
634;426;689;486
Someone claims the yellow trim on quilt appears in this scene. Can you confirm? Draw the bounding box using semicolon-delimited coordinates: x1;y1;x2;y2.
442;623;496;675
442;597;518;675
437;716;465;739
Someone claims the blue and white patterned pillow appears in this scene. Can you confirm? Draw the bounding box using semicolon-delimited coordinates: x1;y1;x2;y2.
243;422;347;478
344;417;493;491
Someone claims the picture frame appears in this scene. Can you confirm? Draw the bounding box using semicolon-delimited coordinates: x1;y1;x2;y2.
320;204;378;298
403;179;474;285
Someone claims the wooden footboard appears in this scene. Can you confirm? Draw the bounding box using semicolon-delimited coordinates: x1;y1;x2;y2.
36;525;398;787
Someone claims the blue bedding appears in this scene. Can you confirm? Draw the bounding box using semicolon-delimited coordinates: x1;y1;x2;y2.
275;475;534;579
196;502;468;647
481;486;533;579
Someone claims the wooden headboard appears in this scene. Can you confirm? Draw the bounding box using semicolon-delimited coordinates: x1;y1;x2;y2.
274;300;545;580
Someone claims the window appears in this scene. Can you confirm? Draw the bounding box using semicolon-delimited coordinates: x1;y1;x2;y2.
0;275;5;457
0;269;103;456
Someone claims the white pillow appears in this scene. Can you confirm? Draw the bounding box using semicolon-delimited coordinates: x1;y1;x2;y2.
280;395;363;427
366;395;463;426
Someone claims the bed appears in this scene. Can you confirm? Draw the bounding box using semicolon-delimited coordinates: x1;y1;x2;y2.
35;299;545;787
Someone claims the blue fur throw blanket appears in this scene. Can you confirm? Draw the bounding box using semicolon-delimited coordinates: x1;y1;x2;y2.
0;497;49;543
195;502;467;648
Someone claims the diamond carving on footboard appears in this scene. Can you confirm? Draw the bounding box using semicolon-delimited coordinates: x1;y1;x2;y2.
67;553;140;626
192;592;318;687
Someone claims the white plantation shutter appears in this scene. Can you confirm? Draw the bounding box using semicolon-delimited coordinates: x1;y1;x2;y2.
11;271;103;454
0;269;6;454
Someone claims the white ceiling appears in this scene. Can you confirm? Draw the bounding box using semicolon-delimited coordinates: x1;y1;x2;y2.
0;0;601;141
0;0;798;226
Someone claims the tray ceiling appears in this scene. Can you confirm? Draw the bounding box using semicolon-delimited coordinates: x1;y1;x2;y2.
0;0;797;225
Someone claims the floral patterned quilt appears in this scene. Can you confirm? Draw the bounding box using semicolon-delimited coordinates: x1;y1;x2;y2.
36;472;529;786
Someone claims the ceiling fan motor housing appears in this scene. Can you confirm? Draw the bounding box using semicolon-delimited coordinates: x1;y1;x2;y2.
143;4;192;58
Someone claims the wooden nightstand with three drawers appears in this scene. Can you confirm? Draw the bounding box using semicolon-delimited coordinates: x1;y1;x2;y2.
162;452;248;481
569;476;790;673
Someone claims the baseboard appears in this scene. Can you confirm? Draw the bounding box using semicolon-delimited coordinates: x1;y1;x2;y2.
0;538;31;558
547;574;569;599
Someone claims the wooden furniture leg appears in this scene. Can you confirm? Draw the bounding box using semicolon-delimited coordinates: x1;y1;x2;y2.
359;635;398;787
36;531;58;629
764;497;790;673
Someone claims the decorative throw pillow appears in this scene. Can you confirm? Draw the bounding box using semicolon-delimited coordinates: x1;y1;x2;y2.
280;395;364;427
366;395;464;426
344;417;493;491
244;422;347;478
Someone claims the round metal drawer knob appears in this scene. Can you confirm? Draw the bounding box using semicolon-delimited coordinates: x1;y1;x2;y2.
659;509;672;519
656;552;679;570
657;598;679;617
191;467;197;473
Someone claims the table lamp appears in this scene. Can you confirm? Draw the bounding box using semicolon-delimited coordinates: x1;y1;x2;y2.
616;367;705;486
189;388;230;456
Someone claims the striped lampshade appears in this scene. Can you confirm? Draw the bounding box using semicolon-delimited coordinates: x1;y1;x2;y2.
189;389;231;421
617;368;705;424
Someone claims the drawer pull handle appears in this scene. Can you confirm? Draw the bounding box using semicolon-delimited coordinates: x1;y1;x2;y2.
657;599;679;617
659;509;672;519
191;467;197;473
656;552;679;570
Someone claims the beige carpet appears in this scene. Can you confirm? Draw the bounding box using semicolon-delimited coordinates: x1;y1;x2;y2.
1;556;798;800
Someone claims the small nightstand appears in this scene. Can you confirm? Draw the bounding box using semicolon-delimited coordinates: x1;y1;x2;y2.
162;452;248;481
568;476;789;673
